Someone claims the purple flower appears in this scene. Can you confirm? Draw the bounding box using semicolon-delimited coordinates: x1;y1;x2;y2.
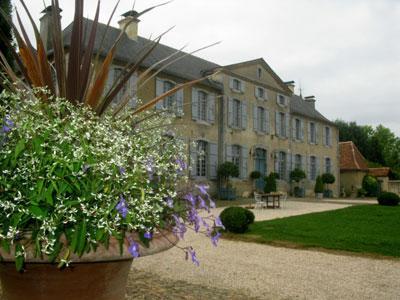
198;195;208;211
176;158;187;171
118;166;126;175
116;195;128;218
1;125;11;133
188;247;199;266
1;116;14;134
196;184;209;195
128;240;140;258
209;198;216;209
215;217;225;229
144;231;152;239
211;232;221;247
172;214;186;239
166;197;174;208
184;193;196;207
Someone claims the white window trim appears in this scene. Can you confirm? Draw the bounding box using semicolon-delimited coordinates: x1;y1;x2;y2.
255;86;267;101
230;77;244;94
277;93;288;107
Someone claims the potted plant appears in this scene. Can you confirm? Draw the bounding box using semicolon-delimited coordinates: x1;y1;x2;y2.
290;168;306;197
249;170;261;193
217;162;239;200
321;173;335;198
0;1;223;299
264;172;278;194
314;175;324;199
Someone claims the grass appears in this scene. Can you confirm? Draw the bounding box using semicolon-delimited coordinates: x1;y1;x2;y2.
225;205;400;258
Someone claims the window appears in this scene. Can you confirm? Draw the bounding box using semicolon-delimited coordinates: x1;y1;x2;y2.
279;112;285;136
232;79;241;91
277;94;287;106
196;141;208;177
278;152;287;180
232;99;241;128
257;107;265;132
257;68;262;79
198;91;208;121
310;156;317;180
256;87;265;99
325;157;332;174
325;126;331;146
162;80;176;110
113;68;127;104
310;122;316;143
231;145;241;177
295;118;301;140
295;154;302;170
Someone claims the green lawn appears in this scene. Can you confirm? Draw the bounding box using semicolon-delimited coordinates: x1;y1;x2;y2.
227;205;400;258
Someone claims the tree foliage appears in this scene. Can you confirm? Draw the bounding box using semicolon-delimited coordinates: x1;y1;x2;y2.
0;0;14;93
335;120;400;172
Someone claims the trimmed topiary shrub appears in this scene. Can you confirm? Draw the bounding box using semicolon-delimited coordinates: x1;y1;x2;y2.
314;175;324;194
362;175;379;197
249;170;261;180
377;192;400;206
290;168;306;183
219;207;255;233
264;173;277;193
321;173;335;185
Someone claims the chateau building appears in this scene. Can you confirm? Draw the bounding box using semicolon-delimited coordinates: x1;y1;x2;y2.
42;7;340;197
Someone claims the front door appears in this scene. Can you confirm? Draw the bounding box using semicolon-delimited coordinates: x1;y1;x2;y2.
254;148;267;191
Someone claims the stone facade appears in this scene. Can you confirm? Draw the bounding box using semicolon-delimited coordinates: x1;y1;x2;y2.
55;9;340;198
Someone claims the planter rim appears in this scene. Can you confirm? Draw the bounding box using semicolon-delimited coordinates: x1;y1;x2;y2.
0;229;177;264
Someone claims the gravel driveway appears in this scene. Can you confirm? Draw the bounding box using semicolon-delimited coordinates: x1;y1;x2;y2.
132;200;400;299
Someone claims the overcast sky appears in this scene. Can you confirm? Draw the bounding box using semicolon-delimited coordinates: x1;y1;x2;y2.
12;0;400;136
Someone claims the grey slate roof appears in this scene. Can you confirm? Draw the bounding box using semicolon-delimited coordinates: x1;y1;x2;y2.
290;94;333;125
62;19;222;89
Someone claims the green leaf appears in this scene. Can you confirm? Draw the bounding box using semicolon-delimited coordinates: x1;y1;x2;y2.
29;205;47;218
139;232;150;248
15;244;24;272
1;239;10;253
14;139;25;160
45;185;54;206
48;241;63;263
77;220;87;256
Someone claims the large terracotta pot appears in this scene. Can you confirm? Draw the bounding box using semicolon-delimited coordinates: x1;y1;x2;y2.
0;230;177;300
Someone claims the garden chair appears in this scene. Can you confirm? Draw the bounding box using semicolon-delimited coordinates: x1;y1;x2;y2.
254;192;265;209
279;192;288;208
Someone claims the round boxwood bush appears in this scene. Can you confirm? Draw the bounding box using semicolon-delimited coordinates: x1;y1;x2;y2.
362;175;379;197
377;192;400;206
219;207;255;233
321;173;336;184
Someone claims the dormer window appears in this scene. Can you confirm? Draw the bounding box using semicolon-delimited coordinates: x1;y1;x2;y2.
233;79;241;91
277;94;287;107
255;86;266;100
230;77;245;93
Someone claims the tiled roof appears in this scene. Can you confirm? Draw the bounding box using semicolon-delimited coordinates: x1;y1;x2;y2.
369;167;391;177
62;19;222;90
290;94;333;124
339;141;369;171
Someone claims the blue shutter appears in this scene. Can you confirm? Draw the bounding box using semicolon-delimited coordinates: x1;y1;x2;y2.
275;112;280;136
292;118;296;140
241;101;247;130
300;119;305;141
240;80;245;93
191;88;199;120
190;141;197;178
208;143;218;179
229;78;234;89
307;156;312;180
253;105;258;132
176;89;184;116
128;73;138;108
207;93;215;124
228;97;234;127
155;78;164;110
274;151;279;174
308;123;311;144
316;157;320;177
226;144;233;162
241;146;248;179
291;154;296;171
265;109;270;134
322;126;326;146
315;123;319;145
285;113;290;138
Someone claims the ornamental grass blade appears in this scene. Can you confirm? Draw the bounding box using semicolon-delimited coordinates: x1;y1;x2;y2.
66;0;84;103
98;37;161;115
132;76;210;115
135;1;172;18
51;0;66;98
78;1;100;101
19;0;55;96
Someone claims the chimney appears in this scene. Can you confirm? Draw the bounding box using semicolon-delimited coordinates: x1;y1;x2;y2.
284;81;295;93
40;6;62;52
304;96;316;108
119;10;140;41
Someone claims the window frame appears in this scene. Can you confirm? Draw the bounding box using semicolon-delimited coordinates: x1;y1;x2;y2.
295;154;302;170
310;122;316;144
325;157;332;174
278;151;287;181
310;156;317;180
197;90;208;122
295;118;301;140
257;106;265;132
232;98;242;128
196;140;208;177
231;145;241;177
162;80;176;110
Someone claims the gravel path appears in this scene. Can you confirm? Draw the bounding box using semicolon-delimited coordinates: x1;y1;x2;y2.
132;201;400;300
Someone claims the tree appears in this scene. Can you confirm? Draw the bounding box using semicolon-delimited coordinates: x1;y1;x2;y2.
0;0;14;67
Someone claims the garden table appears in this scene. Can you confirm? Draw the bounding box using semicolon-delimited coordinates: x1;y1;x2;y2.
261;193;281;209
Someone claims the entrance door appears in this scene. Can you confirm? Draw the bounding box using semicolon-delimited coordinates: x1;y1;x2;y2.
254;148;267;191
